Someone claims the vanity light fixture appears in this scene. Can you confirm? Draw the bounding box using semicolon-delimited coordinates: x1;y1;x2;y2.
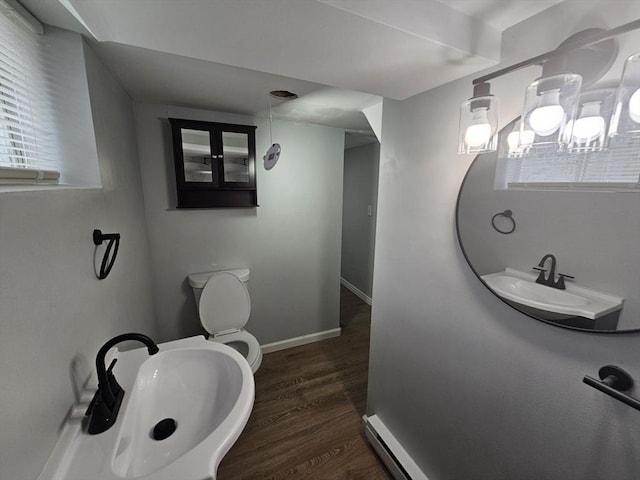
457;19;640;155
565;88;616;152
521;73;582;148
609;52;640;138
457;82;499;154
500;118;534;158
631;88;640;123
571;102;605;141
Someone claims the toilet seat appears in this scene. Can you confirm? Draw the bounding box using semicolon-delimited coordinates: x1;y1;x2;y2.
199;271;262;373
209;329;263;373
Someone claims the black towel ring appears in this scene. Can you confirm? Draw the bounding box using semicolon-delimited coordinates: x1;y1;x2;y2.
93;229;121;280
491;210;516;235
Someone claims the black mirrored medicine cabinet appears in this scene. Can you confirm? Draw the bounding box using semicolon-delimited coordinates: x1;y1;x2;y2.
169;118;257;208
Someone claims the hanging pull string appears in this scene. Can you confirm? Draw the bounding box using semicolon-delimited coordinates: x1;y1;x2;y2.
263;93;282;170
268;95;274;146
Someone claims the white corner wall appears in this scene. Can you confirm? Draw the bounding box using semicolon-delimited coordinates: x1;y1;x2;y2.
133;104;344;344
44;27;101;186
0;38;157;480
367;2;640;479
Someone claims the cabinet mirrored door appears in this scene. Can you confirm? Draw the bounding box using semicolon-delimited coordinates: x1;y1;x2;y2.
170;118;258;208
180;128;216;184
221;131;250;184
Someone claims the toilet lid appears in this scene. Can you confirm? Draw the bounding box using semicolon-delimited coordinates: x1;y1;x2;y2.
199;272;251;332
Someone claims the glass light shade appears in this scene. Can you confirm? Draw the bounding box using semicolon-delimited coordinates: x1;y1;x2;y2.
565;88;615;153
521;73;582;149
499;118;534;158
458;95;499;154
572;112;605;141
629;88;640;123
609;52;640;138
529;92;564;136
465;116;492;147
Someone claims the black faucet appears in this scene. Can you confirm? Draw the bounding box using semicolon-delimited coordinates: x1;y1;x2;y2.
533;254;574;290
85;333;159;434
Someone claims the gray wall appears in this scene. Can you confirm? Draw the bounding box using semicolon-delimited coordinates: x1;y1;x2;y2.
134;103;344;344
0;39;157;479
367;2;640;479
341;141;379;298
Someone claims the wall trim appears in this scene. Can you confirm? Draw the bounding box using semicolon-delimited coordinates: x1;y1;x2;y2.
363;414;430;480
340;277;372;305
261;328;342;354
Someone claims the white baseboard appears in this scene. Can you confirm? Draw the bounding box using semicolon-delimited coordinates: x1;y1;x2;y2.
261;327;342;354
340;277;372;305
363;414;430;480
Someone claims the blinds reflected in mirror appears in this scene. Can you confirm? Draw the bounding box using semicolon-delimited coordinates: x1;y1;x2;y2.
495;131;640;191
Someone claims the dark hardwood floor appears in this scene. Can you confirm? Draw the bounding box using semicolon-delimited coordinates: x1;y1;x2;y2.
217;286;390;480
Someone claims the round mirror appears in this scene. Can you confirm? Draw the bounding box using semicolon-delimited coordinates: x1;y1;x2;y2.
456;118;640;333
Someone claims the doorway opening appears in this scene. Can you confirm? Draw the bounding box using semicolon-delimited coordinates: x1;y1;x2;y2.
340;132;379;327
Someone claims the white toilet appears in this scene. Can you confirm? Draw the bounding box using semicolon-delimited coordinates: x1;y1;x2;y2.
188;268;262;373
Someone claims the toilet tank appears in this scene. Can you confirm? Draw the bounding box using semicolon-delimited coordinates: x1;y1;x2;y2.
188;268;250;306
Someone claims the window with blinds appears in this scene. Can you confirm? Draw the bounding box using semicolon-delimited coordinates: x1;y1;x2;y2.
495;134;640;192
0;0;59;184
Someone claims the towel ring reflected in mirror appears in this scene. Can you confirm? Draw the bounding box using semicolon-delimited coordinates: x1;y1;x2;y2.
491;209;516;234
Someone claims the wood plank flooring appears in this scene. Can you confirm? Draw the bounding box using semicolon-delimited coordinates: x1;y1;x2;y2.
217;287;391;480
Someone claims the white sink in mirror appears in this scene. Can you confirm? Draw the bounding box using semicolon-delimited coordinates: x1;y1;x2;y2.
482;268;624;321
39;336;254;480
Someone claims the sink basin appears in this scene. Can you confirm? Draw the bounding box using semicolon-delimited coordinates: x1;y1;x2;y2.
482;268;624;320
39;336;254;480
488;275;589;307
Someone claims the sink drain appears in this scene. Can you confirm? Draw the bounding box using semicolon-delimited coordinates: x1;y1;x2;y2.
152;418;177;441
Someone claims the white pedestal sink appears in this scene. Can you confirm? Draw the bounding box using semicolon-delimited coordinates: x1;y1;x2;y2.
39;336;254;480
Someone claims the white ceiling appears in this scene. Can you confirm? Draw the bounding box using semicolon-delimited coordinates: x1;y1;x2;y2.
444;0;565;30
58;0;506;100
20;0;567;132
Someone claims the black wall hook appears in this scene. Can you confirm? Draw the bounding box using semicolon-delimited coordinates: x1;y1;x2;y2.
93;229;120;280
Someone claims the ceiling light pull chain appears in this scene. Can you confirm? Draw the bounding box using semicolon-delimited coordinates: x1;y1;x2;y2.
268;95;273;146
263;93;282;170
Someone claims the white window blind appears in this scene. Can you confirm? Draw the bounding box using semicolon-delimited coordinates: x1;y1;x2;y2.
0;0;59;183
495;136;640;191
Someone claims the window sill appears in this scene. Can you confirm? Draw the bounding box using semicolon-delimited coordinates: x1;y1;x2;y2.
0;184;101;194
506;182;640;192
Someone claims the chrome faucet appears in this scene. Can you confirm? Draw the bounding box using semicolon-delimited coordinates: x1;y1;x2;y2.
85;333;159;434
533;254;574;290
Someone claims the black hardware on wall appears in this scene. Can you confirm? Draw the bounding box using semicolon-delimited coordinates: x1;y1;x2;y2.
583;365;640;412
93;229;120;280
491;209;516;235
